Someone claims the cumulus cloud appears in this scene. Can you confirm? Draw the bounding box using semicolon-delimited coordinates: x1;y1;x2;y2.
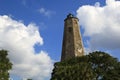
38;8;55;17
0;15;53;80
77;0;120;50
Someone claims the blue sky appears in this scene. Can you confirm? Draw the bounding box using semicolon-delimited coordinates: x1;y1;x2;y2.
0;0;106;60
0;0;104;60
0;0;120;80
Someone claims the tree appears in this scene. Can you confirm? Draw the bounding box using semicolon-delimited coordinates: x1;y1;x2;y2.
51;51;120;80
88;51;120;80
0;50;12;80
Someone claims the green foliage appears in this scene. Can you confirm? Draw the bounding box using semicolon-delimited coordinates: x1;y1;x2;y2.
51;51;120;80
0;50;12;80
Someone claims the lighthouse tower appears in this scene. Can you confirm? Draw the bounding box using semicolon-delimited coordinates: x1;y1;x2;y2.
61;13;84;61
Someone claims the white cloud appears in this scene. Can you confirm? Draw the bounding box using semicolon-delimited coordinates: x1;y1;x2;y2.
38;8;55;17
77;0;120;50
94;2;100;7
0;15;53;80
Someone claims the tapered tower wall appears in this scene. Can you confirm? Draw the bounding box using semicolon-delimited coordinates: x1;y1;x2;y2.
61;14;84;61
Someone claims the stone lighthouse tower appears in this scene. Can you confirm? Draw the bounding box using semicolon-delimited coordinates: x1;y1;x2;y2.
61;13;84;61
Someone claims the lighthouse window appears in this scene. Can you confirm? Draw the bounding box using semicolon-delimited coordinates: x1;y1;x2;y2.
68;27;72;33
74;20;77;24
